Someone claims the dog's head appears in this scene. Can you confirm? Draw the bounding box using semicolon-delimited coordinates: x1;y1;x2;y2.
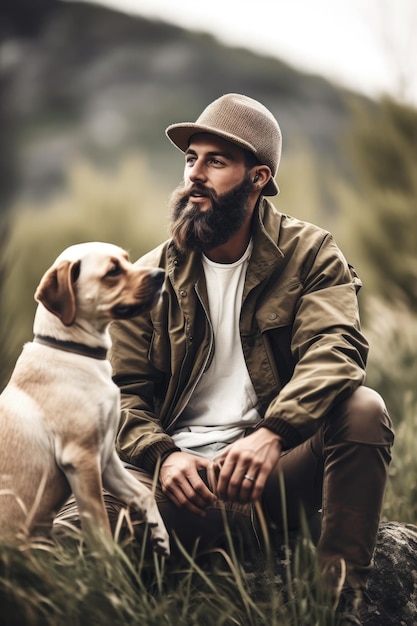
34;242;165;327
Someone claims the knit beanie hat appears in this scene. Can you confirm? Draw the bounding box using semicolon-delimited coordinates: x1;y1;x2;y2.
165;93;282;195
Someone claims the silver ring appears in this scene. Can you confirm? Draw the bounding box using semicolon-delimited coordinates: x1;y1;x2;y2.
243;474;255;482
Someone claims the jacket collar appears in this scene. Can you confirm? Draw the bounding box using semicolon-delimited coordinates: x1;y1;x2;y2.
247;198;285;280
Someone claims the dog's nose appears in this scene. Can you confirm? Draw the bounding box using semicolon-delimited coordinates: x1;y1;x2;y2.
151;269;165;286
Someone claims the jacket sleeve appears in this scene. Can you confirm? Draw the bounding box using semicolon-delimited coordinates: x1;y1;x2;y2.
110;308;180;474
260;232;369;448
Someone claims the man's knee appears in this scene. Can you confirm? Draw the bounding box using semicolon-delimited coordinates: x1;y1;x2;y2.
326;386;394;447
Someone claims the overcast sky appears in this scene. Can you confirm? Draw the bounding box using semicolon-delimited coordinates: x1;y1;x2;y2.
66;0;417;106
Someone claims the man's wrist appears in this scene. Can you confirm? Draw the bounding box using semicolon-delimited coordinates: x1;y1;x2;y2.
159;447;181;467
255;417;303;450
140;441;181;474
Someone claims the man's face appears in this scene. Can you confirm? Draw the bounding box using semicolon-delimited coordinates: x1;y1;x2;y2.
169;134;253;253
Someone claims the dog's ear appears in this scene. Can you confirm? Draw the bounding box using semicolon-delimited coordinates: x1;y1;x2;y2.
35;259;81;326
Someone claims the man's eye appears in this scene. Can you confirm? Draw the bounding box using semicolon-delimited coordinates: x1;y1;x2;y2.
105;264;122;278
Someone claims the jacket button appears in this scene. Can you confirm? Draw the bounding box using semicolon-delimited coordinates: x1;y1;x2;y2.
174;259;179;266
268;312;277;320
180;290;187;297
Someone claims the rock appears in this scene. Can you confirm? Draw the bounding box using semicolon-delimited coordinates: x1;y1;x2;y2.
362;522;417;626
242;521;417;625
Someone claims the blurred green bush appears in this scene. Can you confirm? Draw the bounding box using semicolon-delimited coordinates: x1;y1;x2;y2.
1;153;170;386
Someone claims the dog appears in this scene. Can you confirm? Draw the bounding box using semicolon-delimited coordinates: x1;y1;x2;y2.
0;241;170;556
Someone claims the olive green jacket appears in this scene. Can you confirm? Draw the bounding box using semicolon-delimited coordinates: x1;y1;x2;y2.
110;199;368;473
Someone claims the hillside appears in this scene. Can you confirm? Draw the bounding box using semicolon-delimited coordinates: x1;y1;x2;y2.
0;0;371;208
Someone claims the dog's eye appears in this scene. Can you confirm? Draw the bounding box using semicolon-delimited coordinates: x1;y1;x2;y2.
105;263;122;278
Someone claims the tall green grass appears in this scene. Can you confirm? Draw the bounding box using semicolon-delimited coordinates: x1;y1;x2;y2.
0;475;337;626
0;514;338;626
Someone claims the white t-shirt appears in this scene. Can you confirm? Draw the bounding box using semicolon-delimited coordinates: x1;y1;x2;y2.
172;241;261;458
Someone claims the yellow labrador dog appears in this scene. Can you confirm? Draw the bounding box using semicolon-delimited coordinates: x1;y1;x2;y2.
0;242;169;556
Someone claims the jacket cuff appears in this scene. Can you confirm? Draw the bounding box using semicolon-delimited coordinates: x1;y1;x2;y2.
140;440;181;474
255;417;304;450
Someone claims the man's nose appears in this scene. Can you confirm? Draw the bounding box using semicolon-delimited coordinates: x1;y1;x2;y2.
187;161;207;183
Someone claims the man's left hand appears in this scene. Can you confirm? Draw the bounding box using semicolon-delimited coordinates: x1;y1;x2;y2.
213;428;282;503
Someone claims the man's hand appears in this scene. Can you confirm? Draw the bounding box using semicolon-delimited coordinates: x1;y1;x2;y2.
214;429;282;504
159;451;216;516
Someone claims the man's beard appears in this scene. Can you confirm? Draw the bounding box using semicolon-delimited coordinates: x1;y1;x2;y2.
169;176;253;253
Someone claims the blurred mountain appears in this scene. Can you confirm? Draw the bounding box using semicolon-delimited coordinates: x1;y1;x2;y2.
0;0;371;209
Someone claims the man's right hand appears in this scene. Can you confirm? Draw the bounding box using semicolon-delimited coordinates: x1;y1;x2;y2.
159;451;216;517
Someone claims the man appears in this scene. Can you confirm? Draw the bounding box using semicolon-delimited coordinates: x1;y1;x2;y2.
64;94;394;624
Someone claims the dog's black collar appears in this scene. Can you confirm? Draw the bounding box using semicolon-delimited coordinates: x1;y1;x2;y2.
34;334;108;360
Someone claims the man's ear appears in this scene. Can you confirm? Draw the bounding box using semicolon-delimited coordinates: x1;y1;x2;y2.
34;259;81;326
251;165;272;191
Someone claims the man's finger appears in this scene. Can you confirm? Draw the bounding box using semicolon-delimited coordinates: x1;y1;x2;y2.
161;464;216;515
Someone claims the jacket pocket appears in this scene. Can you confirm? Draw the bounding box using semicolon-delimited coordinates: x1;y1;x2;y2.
255;278;301;387
255;277;301;332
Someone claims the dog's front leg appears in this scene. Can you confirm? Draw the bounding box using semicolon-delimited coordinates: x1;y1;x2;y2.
59;444;112;539
102;452;170;556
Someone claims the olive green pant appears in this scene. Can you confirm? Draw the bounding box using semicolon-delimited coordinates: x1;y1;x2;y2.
54;386;394;589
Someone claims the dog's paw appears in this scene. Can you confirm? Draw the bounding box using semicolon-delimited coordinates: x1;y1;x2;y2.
152;537;171;557
147;516;170;557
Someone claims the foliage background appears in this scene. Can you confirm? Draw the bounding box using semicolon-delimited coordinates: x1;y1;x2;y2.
1;0;417;525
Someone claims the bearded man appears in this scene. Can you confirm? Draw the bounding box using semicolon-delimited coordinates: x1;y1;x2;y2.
57;94;394;626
